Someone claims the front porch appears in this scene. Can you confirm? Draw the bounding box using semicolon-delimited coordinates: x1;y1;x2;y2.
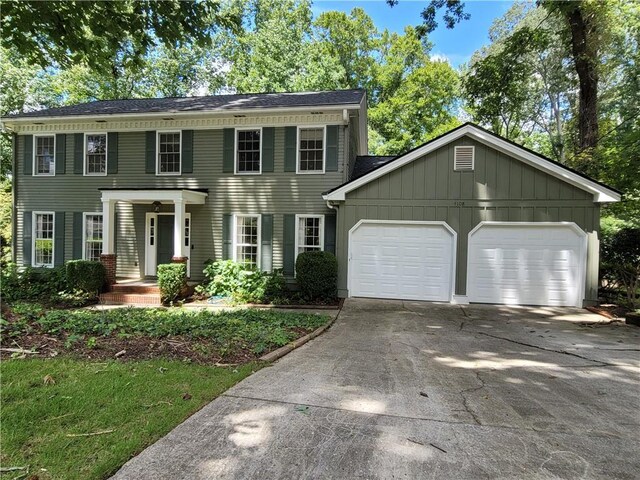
98;188;208;286
100;278;198;305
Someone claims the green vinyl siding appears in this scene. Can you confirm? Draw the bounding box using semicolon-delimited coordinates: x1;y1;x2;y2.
14;126;346;280
337;135;601;298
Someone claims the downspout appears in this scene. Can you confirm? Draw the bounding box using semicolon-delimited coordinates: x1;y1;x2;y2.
11;132;17;263
326;200;337;211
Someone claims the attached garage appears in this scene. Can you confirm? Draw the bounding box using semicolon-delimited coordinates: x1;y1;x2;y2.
324;123;621;308
349;221;455;302
467;222;587;307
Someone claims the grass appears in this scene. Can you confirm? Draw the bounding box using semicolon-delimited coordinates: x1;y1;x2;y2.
1;358;260;480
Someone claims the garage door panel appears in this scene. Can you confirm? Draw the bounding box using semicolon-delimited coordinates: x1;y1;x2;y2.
468;224;585;307
350;222;454;302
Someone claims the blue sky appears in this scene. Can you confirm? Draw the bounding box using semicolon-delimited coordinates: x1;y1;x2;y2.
311;0;514;67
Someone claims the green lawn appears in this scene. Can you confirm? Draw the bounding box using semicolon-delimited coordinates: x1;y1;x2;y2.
1;358;260;480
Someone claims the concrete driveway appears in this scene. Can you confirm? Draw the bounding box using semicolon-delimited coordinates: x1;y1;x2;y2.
113;299;640;479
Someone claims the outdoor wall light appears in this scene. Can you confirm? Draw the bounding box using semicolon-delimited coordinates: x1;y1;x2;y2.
152;201;161;213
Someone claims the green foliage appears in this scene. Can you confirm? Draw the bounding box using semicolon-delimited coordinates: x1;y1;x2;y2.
295;251;338;301
601;227;640;308
0;358;257;480
1;264;68;304
65;260;106;295
157;263;187;304
197;260;287;304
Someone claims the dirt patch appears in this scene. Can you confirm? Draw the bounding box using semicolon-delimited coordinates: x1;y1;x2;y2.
588;304;632;319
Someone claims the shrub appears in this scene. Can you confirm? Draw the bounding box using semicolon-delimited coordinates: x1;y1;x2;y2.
197;260;289;304
157;263;187;304
0;263;67;304
601;227;640;308
295;251;338;301
65;260;106;295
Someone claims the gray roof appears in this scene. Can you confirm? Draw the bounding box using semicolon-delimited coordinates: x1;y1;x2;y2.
351;155;397;180
6;89;365;119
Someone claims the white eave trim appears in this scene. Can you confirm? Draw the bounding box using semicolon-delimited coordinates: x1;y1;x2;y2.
323;124;621;203
100;189;207;204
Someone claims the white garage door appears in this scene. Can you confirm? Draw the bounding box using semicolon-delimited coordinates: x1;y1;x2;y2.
349;221;455;302
467;223;586;307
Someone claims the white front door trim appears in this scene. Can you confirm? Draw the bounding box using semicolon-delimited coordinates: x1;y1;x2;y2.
347;219;457;302
466;221;587;307
145;212;191;277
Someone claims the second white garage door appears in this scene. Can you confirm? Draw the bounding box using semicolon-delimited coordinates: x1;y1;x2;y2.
349;221;455;302
467;222;587;307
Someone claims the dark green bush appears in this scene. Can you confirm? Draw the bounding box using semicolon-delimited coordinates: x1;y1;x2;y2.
157;263;187;304
601;227;640;308
295;251;338;301
65;260;106;295
264;269;288;302
1;263;67;304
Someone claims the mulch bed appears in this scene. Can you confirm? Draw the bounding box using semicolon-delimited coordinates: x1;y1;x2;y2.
587;304;632;320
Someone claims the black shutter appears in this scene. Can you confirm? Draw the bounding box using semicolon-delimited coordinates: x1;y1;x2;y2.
73;212;83;259
55;134;66;174
54;212;65;266
23;135;33;175
262;127;274;173
222;214;233;259
324;214;336;255
284;127;297;172
283;214;295;275
107;132;118;174
74;133;84;174
326;125;338;172
261;214;273;272
22;211;32;265
181;130;193;173
223;128;234;173
145;131;156;173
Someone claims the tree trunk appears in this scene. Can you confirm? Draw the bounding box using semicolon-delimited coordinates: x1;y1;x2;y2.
565;6;599;152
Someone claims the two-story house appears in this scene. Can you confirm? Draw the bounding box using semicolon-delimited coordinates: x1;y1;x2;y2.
3;89;621;308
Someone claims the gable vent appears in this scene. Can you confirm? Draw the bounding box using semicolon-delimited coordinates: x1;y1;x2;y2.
454;146;474;171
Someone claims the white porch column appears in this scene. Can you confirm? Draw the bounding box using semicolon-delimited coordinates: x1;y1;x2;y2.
173;199;186;259
101;199;116;254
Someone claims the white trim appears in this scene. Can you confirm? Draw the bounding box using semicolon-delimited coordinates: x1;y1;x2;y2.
296;125;326;175
83;132;108;176
452;295;469;305
294;214;325;260
156;130;182;176
145;212;192;277
100;189;207;204
32;134;56;176
466;221;587;308
232;214;262;269
32;211;55;268
346;220;457;302
82;212;103;261
454;145;474;171
323;124;620;203
234;127;262;175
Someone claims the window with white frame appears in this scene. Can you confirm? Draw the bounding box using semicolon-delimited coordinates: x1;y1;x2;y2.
33;212;54;267
236;129;261;173
83;213;103;261
296;215;324;256
234;215;260;268
298;127;324;173
85;134;107;175
158;132;181;174
34;136;55;175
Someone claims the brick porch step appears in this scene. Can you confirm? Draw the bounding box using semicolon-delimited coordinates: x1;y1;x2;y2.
111;283;161;294
100;292;162;306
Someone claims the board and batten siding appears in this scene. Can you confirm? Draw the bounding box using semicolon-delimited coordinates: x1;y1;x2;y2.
15;126;345;280
337;135;600;298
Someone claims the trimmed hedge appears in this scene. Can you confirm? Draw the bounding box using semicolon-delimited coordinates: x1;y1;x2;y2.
65;260;106;295
295;251;338;301
157;263;187;304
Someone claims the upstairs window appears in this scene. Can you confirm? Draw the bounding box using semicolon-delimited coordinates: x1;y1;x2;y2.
34;135;55;175
83;213;103;261
298;127;325;173
85;134;107;175
234;215;260;268
236;129;261;174
157;131;181;175
296;215;324;257
33;212;54;267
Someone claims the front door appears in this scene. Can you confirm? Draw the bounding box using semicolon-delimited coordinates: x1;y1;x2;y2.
156;215;174;267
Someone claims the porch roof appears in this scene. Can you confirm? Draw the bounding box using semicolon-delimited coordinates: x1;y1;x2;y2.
99;188;208;204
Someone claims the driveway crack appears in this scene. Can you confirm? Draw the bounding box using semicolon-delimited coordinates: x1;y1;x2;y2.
459;371;487;425
474;331;618;367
